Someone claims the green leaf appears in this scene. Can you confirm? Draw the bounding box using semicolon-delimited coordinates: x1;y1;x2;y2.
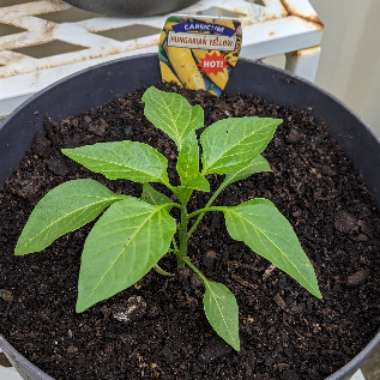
223;198;322;299
224;154;272;187
185;175;210;192
201;117;282;175
176;132;210;193
175;186;193;205
203;280;240;351
141;183;171;205
142;86;204;149
62;141;169;184
76;197;176;312
15;179;123;255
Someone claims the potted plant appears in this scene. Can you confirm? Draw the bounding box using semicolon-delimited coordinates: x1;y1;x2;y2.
0;54;379;380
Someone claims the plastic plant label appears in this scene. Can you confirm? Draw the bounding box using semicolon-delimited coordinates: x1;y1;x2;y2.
159;16;242;96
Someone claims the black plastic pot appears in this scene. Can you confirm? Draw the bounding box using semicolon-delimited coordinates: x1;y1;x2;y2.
65;0;199;16
0;54;379;380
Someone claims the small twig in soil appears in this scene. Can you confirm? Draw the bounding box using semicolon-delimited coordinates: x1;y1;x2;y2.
263;265;276;280
230;274;258;290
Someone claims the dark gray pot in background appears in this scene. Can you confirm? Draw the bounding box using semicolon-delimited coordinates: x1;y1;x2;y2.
0;54;379;379
65;0;199;16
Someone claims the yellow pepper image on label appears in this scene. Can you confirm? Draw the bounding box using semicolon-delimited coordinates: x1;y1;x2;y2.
159;16;242;95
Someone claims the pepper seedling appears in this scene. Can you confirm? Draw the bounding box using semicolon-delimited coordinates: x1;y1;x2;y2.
15;87;322;351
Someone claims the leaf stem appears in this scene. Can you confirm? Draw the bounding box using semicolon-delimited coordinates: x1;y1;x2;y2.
162;181;176;194
162;181;185;204
162;202;182;210
171;238;179;253
187;206;226;220
182;256;208;285
188;181;228;237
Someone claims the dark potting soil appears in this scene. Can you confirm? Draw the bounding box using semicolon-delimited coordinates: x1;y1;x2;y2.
1;85;380;380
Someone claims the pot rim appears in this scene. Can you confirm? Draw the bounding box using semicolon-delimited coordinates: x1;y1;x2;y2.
0;336;54;380
0;53;379;380
1;54;379;146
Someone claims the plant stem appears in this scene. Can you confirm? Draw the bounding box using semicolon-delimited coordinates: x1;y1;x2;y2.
177;205;189;267
182;256;207;285
188;181;227;237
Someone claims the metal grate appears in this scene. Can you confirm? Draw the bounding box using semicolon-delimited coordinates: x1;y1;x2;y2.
0;22;26;37
94;24;162;42
39;8;97;23
12;39;87;58
0;0;324;117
